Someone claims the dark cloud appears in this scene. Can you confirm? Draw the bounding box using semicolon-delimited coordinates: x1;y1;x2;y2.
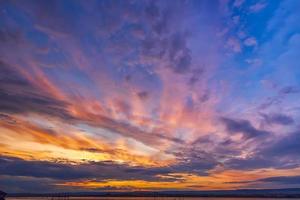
80;148;108;153
261;113;294;126
225;157;276;170
257;176;300;185
259;85;300;110
167;145;219;176
221;117;270;139
0;175;61;193
0;156;178;183
0;153;217;186
190;136;240;162
136;91;149;100
263;131;300;158
230;175;300;186
0;156;92;180
279;86;300;95
0;61;72;120
225;130;300;170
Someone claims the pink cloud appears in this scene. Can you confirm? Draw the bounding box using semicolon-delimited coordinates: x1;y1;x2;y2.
226;38;242;53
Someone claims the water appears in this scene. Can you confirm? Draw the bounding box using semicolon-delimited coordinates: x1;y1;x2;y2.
6;197;300;200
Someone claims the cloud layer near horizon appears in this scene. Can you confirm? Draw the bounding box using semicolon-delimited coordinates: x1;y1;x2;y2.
1;0;300;193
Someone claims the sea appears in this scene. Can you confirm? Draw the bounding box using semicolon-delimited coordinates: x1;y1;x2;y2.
6;197;300;200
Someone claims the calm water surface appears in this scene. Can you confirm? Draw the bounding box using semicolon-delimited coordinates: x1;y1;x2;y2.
7;197;300;200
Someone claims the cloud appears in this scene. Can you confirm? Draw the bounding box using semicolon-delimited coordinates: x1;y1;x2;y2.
0;175;61;193
141;31;192;74
230;175;300;186
249;2;267;13
279;86;300;94
257;175;300;185
225;130;300;170
245;58;262;67
259;85;300;109
0;156;170;181
0;113;17;125
0;60;183;151
226;38;241;53
225;156;276;170
0;28;24;44
261;113;294;126
136;91;149;100
263;131;300;158
233;0;245;8
221;117;270;139
0;156;92;180
168;33;192;73
258;85;300;109
165;139;220;176
0;154;216;187
172;154;218;176
0;60;72;120
244;37;257;47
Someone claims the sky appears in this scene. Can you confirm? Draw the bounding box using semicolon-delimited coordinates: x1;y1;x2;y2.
0;0;300;193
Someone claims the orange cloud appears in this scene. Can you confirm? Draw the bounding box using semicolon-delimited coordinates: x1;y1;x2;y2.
0;114;174;167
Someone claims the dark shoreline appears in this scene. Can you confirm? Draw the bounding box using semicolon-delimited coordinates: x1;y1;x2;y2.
7;188;300;198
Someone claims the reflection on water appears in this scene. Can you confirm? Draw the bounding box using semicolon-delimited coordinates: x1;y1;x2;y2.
7;198;300;200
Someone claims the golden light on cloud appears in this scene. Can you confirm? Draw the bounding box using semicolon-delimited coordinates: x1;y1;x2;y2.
0;114;175;167
59;167;300;191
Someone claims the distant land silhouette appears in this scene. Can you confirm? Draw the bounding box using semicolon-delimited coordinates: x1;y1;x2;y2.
0;190;7;200
6;188;300;198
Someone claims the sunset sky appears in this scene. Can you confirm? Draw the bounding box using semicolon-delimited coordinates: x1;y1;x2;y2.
1;0;300;193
